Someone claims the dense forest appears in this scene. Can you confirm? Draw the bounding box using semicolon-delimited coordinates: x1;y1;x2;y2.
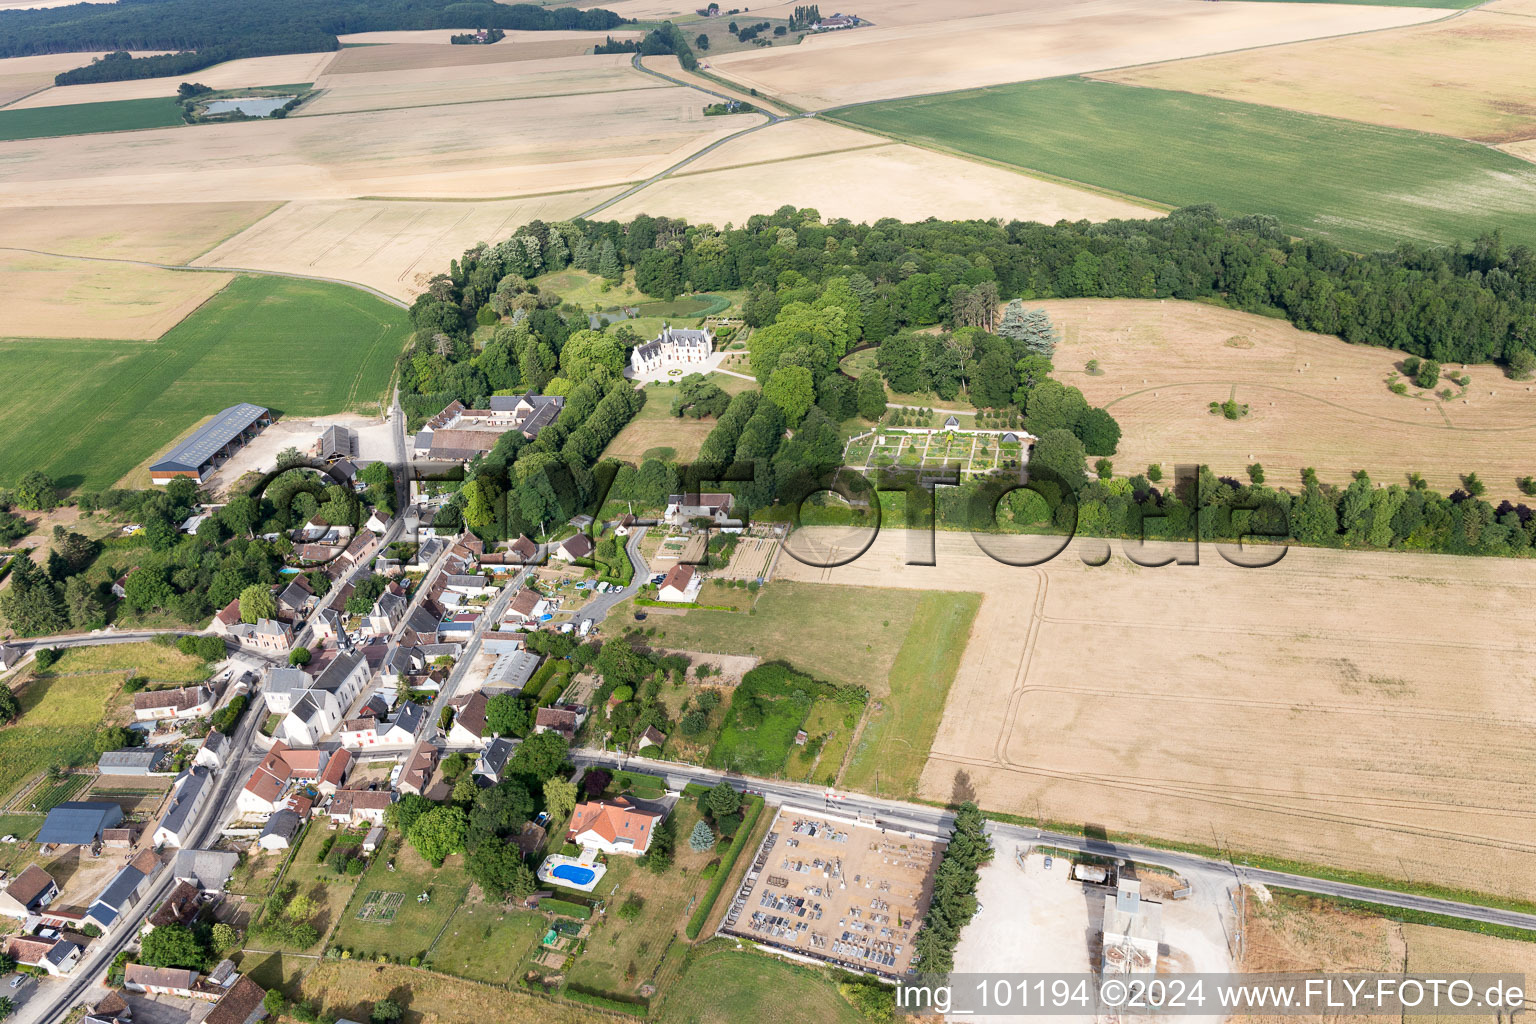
0;0;624;84
401;205;1536;560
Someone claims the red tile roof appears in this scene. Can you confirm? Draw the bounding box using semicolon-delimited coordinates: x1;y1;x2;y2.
205;975;267;1024
567;799;660;852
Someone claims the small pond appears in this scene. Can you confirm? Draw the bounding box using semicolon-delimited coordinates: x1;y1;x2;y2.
203;95;294;117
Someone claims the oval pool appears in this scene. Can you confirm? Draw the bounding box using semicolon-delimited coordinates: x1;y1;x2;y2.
552;863;596;886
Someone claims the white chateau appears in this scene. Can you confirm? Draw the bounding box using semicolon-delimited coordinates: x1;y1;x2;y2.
630;325;713;374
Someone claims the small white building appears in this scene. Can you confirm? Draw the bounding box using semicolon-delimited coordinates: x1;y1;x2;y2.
132;685;215;723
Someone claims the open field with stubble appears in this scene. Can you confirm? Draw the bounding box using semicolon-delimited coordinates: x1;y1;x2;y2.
191;192;615;300
603;112;1159;225
0;250;233;340
835;77;1536;252
1092;5;1536;143
707;0;1446;110
0;201;277;262
6;51;337;110
0;50;167;107
1040;298;1536;497
778;527;1536;898
0;275;407;488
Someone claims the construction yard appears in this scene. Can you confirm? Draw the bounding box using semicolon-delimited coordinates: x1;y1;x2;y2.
722;808;945;978
776;527;1536;897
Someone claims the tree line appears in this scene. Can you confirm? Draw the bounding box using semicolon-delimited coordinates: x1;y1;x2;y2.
0;0;626;84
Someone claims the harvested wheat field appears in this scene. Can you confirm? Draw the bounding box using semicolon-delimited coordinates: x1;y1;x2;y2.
778;527;1536;897
1042;298;1536;497
1093;8;1536;143
708;0;1446;111
0;201;276;262
607;117;1158;225
0;251;231;339
1238;892;1536;1022
192;191;618;300
1504;139;1536;164
639;55;793;116
7;51;339;110
300;52;660;116
0;87;759;205
0;50;166;107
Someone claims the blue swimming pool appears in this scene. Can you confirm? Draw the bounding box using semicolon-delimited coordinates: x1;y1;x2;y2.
552;864;596;886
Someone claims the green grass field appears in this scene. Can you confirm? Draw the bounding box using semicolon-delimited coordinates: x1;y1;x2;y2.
842;592;981;798
0;274;409;490
635;582;923;691
0;97;183;142
835;77;1536;252
332;838;469;963
0;672;121;803
655;949;864;1024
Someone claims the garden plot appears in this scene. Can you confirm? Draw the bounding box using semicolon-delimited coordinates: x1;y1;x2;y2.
355;889;406;923
845;429;1026;479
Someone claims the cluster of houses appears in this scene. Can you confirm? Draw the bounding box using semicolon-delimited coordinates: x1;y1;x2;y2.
413;392;566;464
1;841;267;1024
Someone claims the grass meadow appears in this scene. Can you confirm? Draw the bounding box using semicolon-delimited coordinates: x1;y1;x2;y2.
835;77;1536;252
841;591;981;798
0;274;409;490
0;97;183;142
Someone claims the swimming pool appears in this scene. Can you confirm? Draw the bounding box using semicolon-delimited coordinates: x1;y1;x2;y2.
537;853;606;891
552;863;596;886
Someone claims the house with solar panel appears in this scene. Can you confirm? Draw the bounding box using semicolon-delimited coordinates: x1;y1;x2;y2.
149;404;272;485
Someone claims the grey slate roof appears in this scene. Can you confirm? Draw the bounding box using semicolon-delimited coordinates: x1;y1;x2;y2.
36;801;123;846
391;701;426;738
150;403;268;474
98;748;166;772
486;650;541;693
403;605;440;636
156;767;211;839
313;651;365;693
265;667;310;698
260;809;300;843
475;736;516;778
172;848;240;891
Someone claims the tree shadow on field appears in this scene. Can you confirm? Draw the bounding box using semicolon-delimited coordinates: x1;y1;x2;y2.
950;769;976;806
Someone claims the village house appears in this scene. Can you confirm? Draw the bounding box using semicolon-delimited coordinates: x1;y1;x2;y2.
132;685;215;722
0;864;59;918
229;617;292;654
339;702;425;750
412;393;566;461
205;975;269;1024
553;533;594;563
142;878;201;935
153;766;213;848
664;492;735;527
195;728;230;770
657;563;702;603
125;963;201;997
276;575;315;620
505;587;550;625
508;534;539;563
473;737;517;784
534;703;587;742
257;809;301;851
328;788;395;827
85;849;162;933
397;740;439;797
4;934;82;976
447;691;490;747
567;798;664;856
636;725;667;751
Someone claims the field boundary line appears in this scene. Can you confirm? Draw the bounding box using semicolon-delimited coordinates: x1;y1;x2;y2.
811;1;1473;121
663;140;896;180
0;245;408;309
185;200;289;262
352;182;642;203
1097;376;1536;432
290;80;673;121
817;108;1174;213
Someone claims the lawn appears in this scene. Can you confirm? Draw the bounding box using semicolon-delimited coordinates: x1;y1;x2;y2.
564;799;721;1002
0;97;183;142
654;948;864;1024
0;671;122;803
0;274;410;490
602;382;721;464
262;823;367;953
43;642;209;683
331;837;469;964
841;591;981;798
707;687;809;776
631;582;925;693
428;900;545;985
834;77;1536;252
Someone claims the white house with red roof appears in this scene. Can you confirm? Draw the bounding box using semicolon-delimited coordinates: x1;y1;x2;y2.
566;798;664;856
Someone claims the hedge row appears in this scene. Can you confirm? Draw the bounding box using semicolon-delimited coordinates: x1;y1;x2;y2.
684;794;764;939
562;985;648;1017
541;898;592;920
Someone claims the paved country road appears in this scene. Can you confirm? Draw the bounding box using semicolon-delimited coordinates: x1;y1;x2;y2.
572;751;1536;934
17;689;270;1024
